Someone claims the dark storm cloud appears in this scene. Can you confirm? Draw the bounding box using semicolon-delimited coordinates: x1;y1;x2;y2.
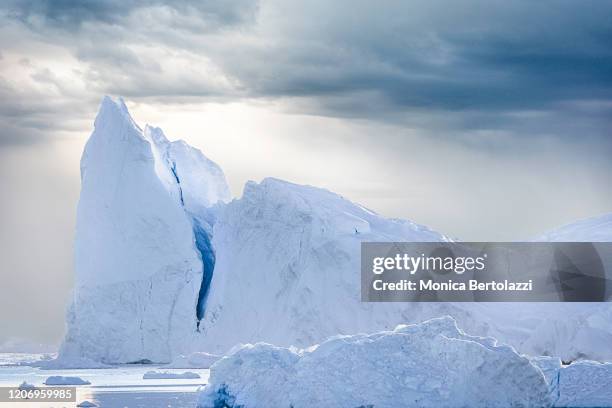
0;0;611;143
210;0;612;117
3;0;258;29
0;0;259;145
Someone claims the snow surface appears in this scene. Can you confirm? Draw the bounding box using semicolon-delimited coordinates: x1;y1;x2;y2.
531;357;612;407
198;317;552;408
555;360;612;407
44;376;91;385
143;370;201;379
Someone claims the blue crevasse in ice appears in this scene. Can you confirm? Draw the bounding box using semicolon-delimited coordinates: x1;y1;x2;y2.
193;217;215;325
144;125;230;327
169;162;216;325
164;156;216;323
163;154;219;326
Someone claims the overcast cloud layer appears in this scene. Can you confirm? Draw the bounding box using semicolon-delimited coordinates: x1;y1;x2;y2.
0;0;611;348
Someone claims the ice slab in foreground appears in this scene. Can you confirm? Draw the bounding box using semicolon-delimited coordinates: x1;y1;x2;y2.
198;317;552;408
532;357;612;407
555;361;612;407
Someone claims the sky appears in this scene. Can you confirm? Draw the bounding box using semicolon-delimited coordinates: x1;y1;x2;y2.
0;0;611;349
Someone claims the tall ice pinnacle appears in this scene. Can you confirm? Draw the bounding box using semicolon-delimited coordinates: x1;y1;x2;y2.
60;96;230;364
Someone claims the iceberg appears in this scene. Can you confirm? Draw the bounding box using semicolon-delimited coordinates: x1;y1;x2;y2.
44;376;91;386
60;96;612;367
198;317;552;408
18;381;36;390
197;177;453;353
196;176;612;360
76;402;98;408
59;97;230;365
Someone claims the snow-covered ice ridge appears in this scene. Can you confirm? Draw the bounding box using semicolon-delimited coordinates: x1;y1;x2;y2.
60;97;612;367
198;317;552;408
534;213;612;242
199;318;612;408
